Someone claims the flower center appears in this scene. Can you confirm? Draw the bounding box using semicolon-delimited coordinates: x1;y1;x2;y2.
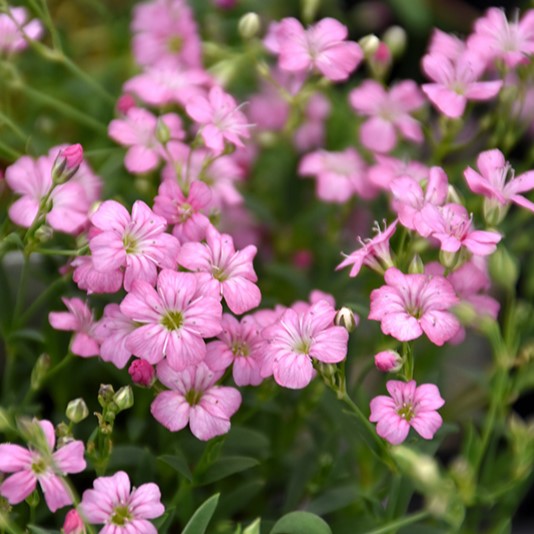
111;505;132;526
294;338;312;355
232;340;250;358
167;35;183;53
123;233;138;254
31;459;46;475
161;310;184;331
185;389;203;406
396;402;415;421
212;265;228;282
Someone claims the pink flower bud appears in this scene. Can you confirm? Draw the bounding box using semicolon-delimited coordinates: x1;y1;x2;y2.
51;144;83;184
214;0;237;8
61;144;84;169
63;509;85;534
129;359;155;387
374;350;403;373
117;94;136;115
374;42;392;65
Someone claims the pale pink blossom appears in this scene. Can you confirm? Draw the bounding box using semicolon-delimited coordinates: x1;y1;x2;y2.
261;300;348;389
108;108;185;173
374;350;403;373
0;420;86;512
0;7;43;54
89;200;180;291
178;224;261;315
349;80;424;153
367;155;429;191
129;359;156;387
421;51;502;118
369;268;460;346
63;509;85;534
264;18;363;81
299;148;374;203
71;255;123;295
151;360;241;440
206;314;265;386
290;290;337;315
369;380;445;444
79;470;164;533
428;29;465;60
49;298;99;357
186;86;251;155
120;269;222;370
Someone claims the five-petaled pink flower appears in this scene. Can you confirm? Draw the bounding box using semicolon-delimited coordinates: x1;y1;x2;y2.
151;360;242;440
0;419;86;512
79;470;164;533
369;380;445;445
0;7;43;54
369;267;460;346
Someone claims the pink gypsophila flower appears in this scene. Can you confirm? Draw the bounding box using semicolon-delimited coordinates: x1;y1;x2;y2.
120;269;222;370
349;80;424;153
71;255;123;295
63;509;85;534
206;314;265;386
79;470;164;533
0;419;86;512
0;7;43;54
261;299;348;389
370;380;445;444
428;29;465;60
178;224;261;315
151;360;242;440
129;359;156;387
367;155;429;191
49;298;99;357
369;267;460;345
89;200;180;291
265;17;363;81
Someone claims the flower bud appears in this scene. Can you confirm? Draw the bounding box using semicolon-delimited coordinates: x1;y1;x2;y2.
31;353;51;391
358;34;380;58
129;359;155;387
52;144;83;184
66;398;89;423
155;118;171;145
382;26;407;58
439;249;459;270
408;254;424;274
98;384;115;408
25;489;40;508
116;94;136;115
301;0;320;23
63;509;86;534
238;13;260;40
335;307;358;332
489;246;518;290
17;417;49;452
214;0;236;8
113;386;134;412
391;446;441;489
374;350;403;372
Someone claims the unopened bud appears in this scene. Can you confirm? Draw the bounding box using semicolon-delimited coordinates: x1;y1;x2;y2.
238;13;260;40
408;254;424;274
17;417;49;451
439;249;460;270
25;489;40;508
392;446;441;489
382;26;407;58
113;386;134;412
52;144;83;184
155;118;171;145
128;359;155;387
34;224;53;243
374;350;403;372
116;94;136;115
301;0;320;23
66;398;89;423
358;34;380;58
98;384;115;408
31;353;51;390
63;509;86;534
483;197;508;226
489;246;518;290
335;307;358;332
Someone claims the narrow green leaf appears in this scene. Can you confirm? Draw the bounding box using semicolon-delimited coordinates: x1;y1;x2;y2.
195;455;259;485
8;328;46;343
270;511;332;534
28;526;60;534
243;518;261;534
159;451;193;481
181;493;220;534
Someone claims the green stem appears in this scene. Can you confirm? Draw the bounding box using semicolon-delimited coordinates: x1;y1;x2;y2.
0;109;27;141
363;510;430;534
0;139;22;160
18;275;68;325
13;253;30;323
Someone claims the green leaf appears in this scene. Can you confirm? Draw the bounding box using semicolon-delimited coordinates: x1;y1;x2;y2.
306;484;362;515
195;455;259;485
181;493;220;534
243;518;261;534
270;511;332;534
8;328;46;343
159;451;193;481
28;526;60;534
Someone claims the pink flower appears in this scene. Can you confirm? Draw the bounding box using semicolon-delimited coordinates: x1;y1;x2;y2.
178;224;261;315
108;108;185;173
374;350;403;373
63;509;85;534
0;419;86;512
71;255;123;295
264;18;363;81
151;360;242;440
52;144;84;184
367;155;429;191
421;51;502;118
0;7;43;54
368;268;460;346
186;86;251;155
464;149;534;218
79;470;164;533
467;8;534;68
349;80;425;153
129;359;156;387
369;380;445;444
89;200;180;291
49;298;99;357
428;29;465;60
337;220;397;278
120;269;222;370
299;148;374;203
261;300;348;389
205;314;264;386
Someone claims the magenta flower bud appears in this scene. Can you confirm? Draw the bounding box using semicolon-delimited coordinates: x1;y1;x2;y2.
129;359;155;387
51;144;83;184
62;144;84;169
214;0;237;8
374;350;403;373
116;94;136;115
63;509;86;534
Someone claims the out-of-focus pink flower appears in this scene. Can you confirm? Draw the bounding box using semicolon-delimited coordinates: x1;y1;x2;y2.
178;224;261;315
337;220;397;277
151;360;241;440
468;8;534;68
117;94;137;115
108;108;185;173
63;509;85;534
367;155;429;191
374;350;403;373
293;93;331;152
0;7;43;54
264;18;363;81
369;267;460;345
350;80;425;153
370;380;445;444
186;86;251;155
261;300;348;389
49;297;99;357
128;359;156;387
120;270;222;370
428;29;465;60
0;419;86;512
79;471;164;533
131;0;202;69
206;314;264;386
299;148;373;203
214;0;236;8
89;200;180;291
421;51;502;118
